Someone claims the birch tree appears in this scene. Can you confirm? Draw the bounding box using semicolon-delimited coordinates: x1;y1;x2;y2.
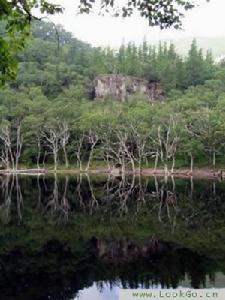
85;130;99;171
0;122;23;171
42;127;61;172
59;120;70;168
156;115;180;174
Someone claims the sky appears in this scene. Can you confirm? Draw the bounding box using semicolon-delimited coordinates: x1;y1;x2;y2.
47;0;225;47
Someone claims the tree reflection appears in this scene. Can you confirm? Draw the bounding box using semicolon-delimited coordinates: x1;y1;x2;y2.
0;175;23;224
0;238;221;300
0;175;12;224
0;175;224;300
0;174;224;231
44;174;71;222
153;176;178;233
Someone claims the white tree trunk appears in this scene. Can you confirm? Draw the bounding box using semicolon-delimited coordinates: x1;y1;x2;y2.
171;155;175;173
190;153;194;173
212;149;216;167
154;152;159;173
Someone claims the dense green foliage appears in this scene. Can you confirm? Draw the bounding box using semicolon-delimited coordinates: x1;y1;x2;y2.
0;21;225;172
0;1;62;83
0;0;202;83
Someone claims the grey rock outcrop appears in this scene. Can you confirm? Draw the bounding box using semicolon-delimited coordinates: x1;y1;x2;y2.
92;74;163;102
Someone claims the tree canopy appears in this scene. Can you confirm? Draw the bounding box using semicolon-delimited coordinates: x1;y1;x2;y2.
0;20;225;172
79;0;196;29
0;0;209;84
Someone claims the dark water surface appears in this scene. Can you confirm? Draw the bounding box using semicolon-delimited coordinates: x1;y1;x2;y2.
0;174;224;300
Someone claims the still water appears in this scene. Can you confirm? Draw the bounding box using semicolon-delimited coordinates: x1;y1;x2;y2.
0;174;224;300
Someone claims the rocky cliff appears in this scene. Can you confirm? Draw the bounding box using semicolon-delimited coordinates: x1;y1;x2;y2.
92;74;163;102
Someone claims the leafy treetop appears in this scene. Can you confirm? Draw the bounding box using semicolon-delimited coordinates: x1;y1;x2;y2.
0;0;209;84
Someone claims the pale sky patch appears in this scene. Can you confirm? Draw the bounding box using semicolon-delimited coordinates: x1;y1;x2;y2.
46;0;225;47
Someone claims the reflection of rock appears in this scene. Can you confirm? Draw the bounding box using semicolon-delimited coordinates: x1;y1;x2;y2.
0;237;220;299
89;237;173;263
92;74;163;102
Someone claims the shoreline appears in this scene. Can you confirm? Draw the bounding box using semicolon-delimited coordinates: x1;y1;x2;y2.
0;167;224;179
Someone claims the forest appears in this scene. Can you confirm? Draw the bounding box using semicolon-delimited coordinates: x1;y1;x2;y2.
1;20;225;173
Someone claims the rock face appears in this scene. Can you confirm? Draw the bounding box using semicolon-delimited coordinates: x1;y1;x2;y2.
89;237;174;263
93;74;163;102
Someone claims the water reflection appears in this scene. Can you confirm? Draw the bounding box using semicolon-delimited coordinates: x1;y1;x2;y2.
0;174;224;299
0;174;23;224
0;174;224;226
75;274;225;300
74;283;119;300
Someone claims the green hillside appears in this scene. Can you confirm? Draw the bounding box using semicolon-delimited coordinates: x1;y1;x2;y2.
0;21;225;171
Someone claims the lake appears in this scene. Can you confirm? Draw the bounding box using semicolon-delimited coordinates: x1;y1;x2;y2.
0;174;224;300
